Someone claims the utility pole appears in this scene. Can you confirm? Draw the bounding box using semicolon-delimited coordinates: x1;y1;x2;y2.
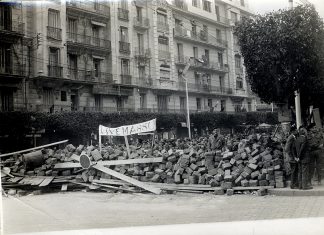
289;0;302;128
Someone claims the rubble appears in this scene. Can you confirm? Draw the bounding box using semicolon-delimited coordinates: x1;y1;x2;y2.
1;132;286;196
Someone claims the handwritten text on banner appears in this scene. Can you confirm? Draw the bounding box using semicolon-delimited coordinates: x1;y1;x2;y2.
99;119;156;136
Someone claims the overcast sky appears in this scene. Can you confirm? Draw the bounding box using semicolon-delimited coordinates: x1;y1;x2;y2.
248;0;324;18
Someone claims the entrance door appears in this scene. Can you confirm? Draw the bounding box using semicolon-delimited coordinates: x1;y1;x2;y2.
157;95;168;112
70;90;79;111
43;88;54;112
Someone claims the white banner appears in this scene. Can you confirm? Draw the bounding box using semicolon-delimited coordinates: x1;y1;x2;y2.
99;119;156;136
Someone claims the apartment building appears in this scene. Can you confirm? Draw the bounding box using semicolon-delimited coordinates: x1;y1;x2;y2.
0;0;255;113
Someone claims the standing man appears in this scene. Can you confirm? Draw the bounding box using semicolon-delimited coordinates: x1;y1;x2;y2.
294;127;312;190
285;125;298;189
308;125;323;185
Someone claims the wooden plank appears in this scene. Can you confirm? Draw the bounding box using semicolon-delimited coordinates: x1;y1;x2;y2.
232;186;274;191
31;177;46;186
92;182;136;193
92;179;130;187
147;182;211;188
8;177;23;183
39;177;55;187
54;157;163;169
93;165;161;195
0;140;69;158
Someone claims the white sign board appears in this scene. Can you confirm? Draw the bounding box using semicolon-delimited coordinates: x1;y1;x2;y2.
99;119;156;137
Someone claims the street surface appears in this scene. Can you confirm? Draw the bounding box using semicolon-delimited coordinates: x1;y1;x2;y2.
2;192;324;234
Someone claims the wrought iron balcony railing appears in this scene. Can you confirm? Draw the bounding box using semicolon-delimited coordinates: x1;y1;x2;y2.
0;63;26;76
119;41;130;54
120;74;132;85
133;17;150;29
0;20;24;35
48;65;63;77
118;8;129;21
47;26;62;40
67;32;111;50
66;0;110;17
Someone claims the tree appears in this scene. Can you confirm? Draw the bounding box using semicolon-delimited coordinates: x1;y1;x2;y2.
234;5;324;117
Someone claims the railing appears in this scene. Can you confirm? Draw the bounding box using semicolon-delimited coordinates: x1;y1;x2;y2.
120;74;132;85
178;81;233;94
158;50;171;60
66;0;110;17
68;68;113;83
93;85;133;96
216;15;231;25
118;8;129;21
172;0;188;10
47;26;62;40
119;41;130;54
134;48;151;58
0;63;26;76
157;21;169;32
0;20;24;34
134;76;153;87
174;26;227;48
67;32;111;50
133;17;150;28
48;65;63;77
175;56;229;73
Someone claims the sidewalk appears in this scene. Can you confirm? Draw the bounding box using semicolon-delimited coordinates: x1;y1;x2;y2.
268;185;324;196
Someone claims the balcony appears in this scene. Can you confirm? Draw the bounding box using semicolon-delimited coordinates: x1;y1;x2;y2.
0;20;24;39
93;84;133;96
158;50;171;60
235;67;244;75
216;16;231;25
133;17;150;29
172;0;188;11
66;0;110;18
134;48;151;59
134;76;153;88
68;68;113;83
120;74;132;85
175;56;229;73
48;65;63;78
0;63;26;78
174;26;227;49
66;32;111;51
47;26;62;41
157;21;169;33
178;81;233;95
118;8;129;21
119;41;130;54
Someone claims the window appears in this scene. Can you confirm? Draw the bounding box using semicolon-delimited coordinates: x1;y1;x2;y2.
138;66;145;78
93;59;101;78
157;95;168;112
137;33;144;52
192;23;197;36
177;43;183;61
158;36;169;52
121;59;130;75
234;35;239;45
94;0;99;10
219;75;224;90
235;55;241;68
192;0;198;7
193;47;198;59
140;93;146;109
48;9;60;28
202;0;211;12
0;89;14;111
240;0;245;6
43;88;54;111
61;91;67;102
157;13;167;25
68;54;77;79
216;29;222;40
196;98;201;110
120;0;128;9
120;27;128;42
231;11;238;23
92;25;100;38
0;4;11;31
218;52;223;66
0;44;11;72
220;100;226;112
215;5;220;21
203;24;208;34
180;97;185;111
136;6;142;20
94;94;102;111
175;18;181;27
236;77;243;89
208;99;212;108
49;47;60;65
204;49;209;62
67;18;77;38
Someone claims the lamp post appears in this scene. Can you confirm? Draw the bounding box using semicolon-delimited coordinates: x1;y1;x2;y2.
182;62;192;139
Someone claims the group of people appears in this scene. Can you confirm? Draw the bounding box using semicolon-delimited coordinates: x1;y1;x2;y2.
285;124;323;190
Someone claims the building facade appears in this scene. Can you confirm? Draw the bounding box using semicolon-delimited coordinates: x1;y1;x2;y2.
0;0;256;113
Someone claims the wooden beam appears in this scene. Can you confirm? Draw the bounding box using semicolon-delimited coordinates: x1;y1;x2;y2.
0;140;69;158
54;157;163;169
93;165;161;195
232;186;274;191
39;177;55;187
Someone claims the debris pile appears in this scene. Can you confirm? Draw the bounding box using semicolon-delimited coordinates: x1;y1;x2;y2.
1;133;286;196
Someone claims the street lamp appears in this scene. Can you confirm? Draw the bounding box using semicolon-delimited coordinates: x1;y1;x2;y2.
180;60;192;139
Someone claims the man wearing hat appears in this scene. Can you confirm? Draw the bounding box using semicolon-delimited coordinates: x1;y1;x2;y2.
285;125;298;189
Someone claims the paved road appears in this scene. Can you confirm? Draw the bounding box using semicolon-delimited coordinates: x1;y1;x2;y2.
3;192;324;234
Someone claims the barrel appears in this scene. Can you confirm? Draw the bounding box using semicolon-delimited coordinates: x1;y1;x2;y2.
23;150;45;170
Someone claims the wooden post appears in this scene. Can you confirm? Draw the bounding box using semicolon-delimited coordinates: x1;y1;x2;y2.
124;135;131;158
99;133;102;153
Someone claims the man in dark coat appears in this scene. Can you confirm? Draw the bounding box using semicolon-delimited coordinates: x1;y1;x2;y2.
294;127;312;190
285;126;298;188
308;125;323;185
